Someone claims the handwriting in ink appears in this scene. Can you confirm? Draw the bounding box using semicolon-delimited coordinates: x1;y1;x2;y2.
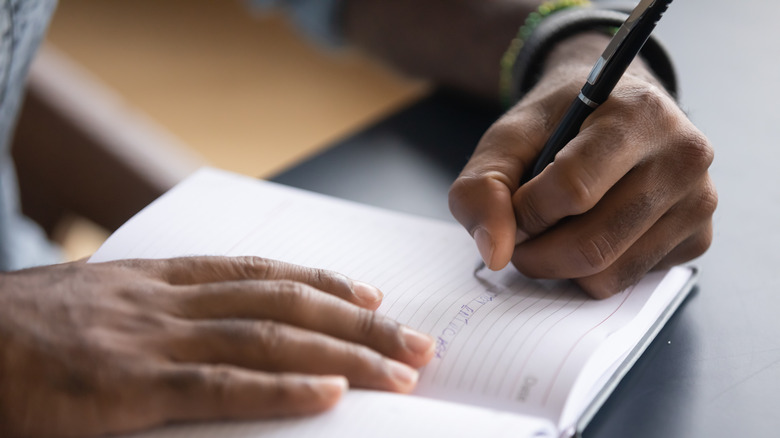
434;289;499;359
516;376;538;402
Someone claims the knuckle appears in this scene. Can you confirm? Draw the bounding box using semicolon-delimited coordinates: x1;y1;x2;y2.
674;178;718;227
268;374;297;405
608;84;662;120
515;191;553;234
162;366;206;394
206;365;233;402
575;233;619;275
695;180;719;219
451;171;514;197
604;84;672;136
166;364;235;412
674;130;714;173
312;268;351;294
238;256;275;279
553;159;600;215
347;307;402;355
632;85;669;117
368;312;402;347
313;267;327;287
254;321;288;367
686;227;714;260
273;280;315;307
636;84;668;107
199;365;240;417
354;308;380;338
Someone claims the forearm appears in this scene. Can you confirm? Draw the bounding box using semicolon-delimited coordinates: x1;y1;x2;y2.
343;1;671;103
342;0;541;99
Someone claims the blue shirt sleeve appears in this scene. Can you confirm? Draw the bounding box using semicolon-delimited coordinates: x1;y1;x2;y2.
247;0;345;48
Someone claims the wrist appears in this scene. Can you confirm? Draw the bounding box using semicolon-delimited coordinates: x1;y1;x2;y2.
505;5;678;106
541;32;664;92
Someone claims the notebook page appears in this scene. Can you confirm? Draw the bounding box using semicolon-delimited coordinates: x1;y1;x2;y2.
411;266;690;425
90;168;684;429
127;390;556;438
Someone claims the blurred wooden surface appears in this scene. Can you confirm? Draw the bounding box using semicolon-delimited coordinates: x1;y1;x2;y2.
41;0;427;259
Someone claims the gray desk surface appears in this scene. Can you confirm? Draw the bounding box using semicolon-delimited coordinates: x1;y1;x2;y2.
274;1;780;436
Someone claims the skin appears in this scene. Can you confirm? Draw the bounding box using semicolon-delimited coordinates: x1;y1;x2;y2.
1;1;717;436
449;34;717;298
0;257;435;437
345;1;717;298
343;0;535;98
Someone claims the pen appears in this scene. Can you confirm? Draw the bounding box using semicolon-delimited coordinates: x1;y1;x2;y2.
522;0;674;183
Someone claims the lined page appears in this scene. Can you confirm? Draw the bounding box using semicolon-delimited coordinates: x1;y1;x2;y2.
91;168;690;431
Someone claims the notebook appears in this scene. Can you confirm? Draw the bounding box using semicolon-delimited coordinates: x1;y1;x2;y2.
90;168;697;438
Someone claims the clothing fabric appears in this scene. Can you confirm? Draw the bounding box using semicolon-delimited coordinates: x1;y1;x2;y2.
0;0;60;271
248;0;344;47
0;0;339;271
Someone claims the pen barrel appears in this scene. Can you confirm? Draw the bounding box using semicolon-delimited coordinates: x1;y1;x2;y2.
585;0;674;104
523;96;595;183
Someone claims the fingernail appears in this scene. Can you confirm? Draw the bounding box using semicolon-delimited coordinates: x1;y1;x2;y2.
353;281;383;304
474;226;494;268
387;360;419;390
313;376;349;402
317;375;349;393
401;326;435;357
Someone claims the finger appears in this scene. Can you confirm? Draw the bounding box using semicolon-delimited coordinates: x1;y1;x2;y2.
511;167;684;280
648;177;717;271
511;123;642;241
512;171;677;281
117;256;383;310
511;128;714;282
170;280;434;367
653;223;714;269
168;319;421;393
574;182;717;298
449;111;547;270
512;86;699;242
158;365;347;422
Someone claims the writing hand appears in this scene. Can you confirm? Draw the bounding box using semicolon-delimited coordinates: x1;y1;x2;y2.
0;256;434;437
449;34;717;298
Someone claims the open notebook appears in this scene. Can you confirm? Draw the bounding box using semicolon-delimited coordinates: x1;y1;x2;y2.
90;168;696;438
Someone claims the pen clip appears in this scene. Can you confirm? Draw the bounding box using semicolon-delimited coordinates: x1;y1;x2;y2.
586;0;658;86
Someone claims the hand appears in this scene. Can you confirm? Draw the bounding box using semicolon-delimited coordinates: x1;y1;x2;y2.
449;33;717;298
0;256;434;438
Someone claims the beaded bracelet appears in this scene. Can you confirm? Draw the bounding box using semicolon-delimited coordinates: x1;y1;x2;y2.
499;0;592;108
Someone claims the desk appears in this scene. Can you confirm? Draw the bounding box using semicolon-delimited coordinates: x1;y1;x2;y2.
274;0;780;436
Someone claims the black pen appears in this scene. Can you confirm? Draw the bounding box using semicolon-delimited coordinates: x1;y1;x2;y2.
523;0;674;183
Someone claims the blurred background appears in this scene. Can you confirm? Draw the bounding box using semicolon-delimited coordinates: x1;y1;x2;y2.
35;0;428;260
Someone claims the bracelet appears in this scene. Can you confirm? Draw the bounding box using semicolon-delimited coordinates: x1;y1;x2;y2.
499;0;592;108
502;4;678;106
